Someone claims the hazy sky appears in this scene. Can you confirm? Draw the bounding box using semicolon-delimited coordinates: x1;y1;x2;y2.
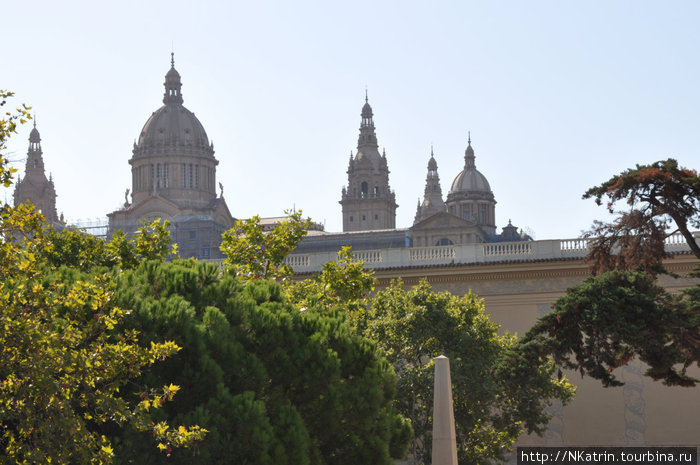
3;1;700;239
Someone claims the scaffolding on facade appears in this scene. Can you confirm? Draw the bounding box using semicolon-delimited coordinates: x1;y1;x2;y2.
68;218;109;238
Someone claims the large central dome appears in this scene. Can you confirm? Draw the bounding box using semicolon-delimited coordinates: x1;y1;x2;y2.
137;105;210;152
127;55;219;209
132;56;213;158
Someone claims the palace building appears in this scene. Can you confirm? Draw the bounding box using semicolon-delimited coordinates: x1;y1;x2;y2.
16;55;700;462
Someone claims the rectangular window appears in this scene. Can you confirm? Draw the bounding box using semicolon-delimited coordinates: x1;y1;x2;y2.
189;164;193;188
181;164;186;188
164;163;169;188
195;165;199;188
150;164;154;187
156;164;161;188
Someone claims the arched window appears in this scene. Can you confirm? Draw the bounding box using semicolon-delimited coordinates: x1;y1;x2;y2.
361;181;368;198
373;186;379;197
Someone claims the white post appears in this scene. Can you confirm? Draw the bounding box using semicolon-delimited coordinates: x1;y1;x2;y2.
432;355;458;465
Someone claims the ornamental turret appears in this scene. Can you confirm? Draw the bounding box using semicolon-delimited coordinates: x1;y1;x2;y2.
163;54;183;105
414;147;446;224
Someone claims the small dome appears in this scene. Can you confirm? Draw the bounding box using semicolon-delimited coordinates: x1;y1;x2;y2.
29;126;41;142
361;101;373;118
427;155;438;171
449;167;491;193
448;139;492;194
165;66;180;79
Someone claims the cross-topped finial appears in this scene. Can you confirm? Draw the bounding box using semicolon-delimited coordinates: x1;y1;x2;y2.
365;86;368;103
431;144;434;157
33;114;36;129
171;52;175;68
468;131;471;145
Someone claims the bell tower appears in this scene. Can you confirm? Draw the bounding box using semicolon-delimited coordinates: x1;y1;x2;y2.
340;94;397;231
13;120;59;223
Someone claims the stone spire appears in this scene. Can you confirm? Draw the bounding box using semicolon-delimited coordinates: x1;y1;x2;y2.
414;147;446;224
163;52;183;105
432;355;458;465
13;120;59;223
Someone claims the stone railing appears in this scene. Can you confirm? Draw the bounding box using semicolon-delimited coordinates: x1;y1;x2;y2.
560;238;589;252
483;242;532;256
665;232;692;249
285;254;310;268
409;246;456;262
285;232;698;273
354;250;383;263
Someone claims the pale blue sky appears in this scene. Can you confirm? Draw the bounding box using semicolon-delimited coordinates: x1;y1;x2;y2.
3;1;700;239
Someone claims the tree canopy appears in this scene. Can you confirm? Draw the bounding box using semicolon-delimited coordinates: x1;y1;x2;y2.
0;90;31;187
0;210;206;463
109;259;411;465
220;210;312;280
284;244;575;465
366;280;574;465
524;159;700;387
0;96;203;464
583;158;700;274
524;270;699;387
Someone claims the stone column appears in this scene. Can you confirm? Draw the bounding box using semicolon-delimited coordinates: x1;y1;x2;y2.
432;355;458;465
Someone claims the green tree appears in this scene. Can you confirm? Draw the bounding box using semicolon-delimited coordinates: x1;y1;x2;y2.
524;160;700;387
365;280;574;465
0;96;203;464
524;270;698;387
582;158;700;274
220;211;312;280
109;259;411;465
284;246;376;327
285;249;574;465
0;208;206;464
0;90;31;187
